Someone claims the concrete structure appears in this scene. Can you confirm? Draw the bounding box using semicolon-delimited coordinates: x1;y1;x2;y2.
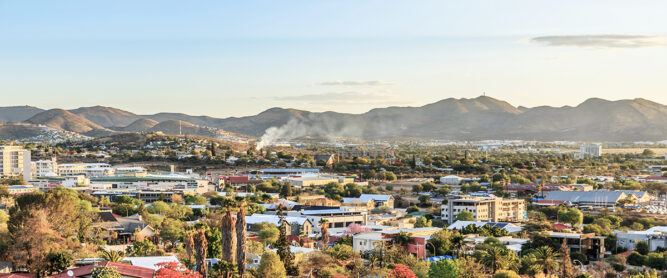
440;175;463;185
548;232;605;260
58;163;112;177
287;207;368;232
543;190;649;207
616;229;667;252
578;144;602;158
31;158;57;177
245;214;313;236
0;145;31;181
343;194;394;209
442;196;526;223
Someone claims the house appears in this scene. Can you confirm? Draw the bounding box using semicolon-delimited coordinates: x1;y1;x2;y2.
352;194;394;209
122;256;180;270
52;262;154;278
288;207;368;232
440;175;462;185
299;197;341;207
95;212;155;244
245;214;313;236
314;154;335;167
353;227;440;258
342;198;375;210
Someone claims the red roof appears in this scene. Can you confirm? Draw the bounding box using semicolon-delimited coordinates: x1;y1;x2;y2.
618;249;635;257
0;274;36;278
643;176;667;180
52;262;154;278
552;223;572;230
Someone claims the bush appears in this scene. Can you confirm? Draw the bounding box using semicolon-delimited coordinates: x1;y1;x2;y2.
492;270;521;278
627;251;646;266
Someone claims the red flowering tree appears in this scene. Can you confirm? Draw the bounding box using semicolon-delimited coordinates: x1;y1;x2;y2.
392;264;418;278
155;262;202;278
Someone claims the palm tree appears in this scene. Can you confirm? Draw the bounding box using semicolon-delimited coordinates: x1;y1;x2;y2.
221;209;237;264
319;218;329;248
479;246;508;274
531;246;560;276
99;249;124;262
236;202;247;275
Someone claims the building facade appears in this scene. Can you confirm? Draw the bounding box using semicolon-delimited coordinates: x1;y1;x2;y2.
442;196;526;223
0;145;31;181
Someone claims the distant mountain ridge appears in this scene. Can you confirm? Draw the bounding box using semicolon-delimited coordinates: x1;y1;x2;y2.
2;96;666;141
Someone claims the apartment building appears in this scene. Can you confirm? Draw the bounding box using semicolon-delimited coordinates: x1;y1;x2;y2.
0;145;31;181
442;196;526;223
31;158;58;177
58;163;113;177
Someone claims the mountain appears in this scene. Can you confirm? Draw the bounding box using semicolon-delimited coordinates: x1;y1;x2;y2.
25;109;115;136
69;106;139;127
118;118;159;132
148;120;225;137
5;96;667;141
0;106;45;123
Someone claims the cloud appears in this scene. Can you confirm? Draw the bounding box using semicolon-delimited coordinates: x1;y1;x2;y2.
531;34;667;48
319;80;397;87
274;91;409;106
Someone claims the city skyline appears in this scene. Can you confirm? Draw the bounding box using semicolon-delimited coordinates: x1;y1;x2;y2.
2;1;667;117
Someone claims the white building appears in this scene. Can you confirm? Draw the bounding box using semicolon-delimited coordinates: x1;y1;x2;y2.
616;228;667;252
31;158;58;177
440;175;463;185
577;144;602;158
58;163;113;177
442;196;526;223
0;145;32;181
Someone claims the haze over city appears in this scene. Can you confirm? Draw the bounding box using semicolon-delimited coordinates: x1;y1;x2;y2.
2;1;667;116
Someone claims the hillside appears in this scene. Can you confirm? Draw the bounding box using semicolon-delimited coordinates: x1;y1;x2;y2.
0;106;45;123
118;118;159;132
69;106;139;127
25;109;115;136
6;96;667;141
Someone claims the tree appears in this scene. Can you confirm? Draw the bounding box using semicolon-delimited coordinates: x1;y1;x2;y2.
280;183;292;198
635;240;649;255
236;202;247;275
492;270;520;278
642;149;656;157
11;209;61;276
385;171;397;181
406;205;420;213
126;239;156;256
479;246;509;273
255;251;286;278
160;218;184;248
221;210;237;264
392;264;418;278
414;216;432;228
429;259;461;278
531;246;560;276
275;215;298;275
455;210;475;221
320;218;330;247
558;208;583;227
392;231;413;247
45;251;72;275
627;251;646;266
99;249;125;262
92;265;122;278
186;229;208;277
257;223;280;244
559;239;575;278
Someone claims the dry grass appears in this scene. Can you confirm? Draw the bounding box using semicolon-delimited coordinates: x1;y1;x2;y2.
603;148;667;155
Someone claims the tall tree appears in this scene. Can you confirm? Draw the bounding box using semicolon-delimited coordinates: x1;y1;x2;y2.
236;202;247;275
194;229;208;277
255;251;286;277
479;246;508;274
275;214;298;276
319;218;330;248
531;246;560;276
221;210;237;264
559;239;574;278
11;209;61;276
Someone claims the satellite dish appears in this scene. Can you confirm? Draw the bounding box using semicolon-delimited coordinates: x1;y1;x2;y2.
67;270;74;277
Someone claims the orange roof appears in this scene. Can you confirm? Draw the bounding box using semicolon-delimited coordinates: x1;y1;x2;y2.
0;274;36;278
52;262;154;278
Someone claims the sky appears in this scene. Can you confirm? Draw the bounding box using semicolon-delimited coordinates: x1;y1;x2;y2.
1;0;667;117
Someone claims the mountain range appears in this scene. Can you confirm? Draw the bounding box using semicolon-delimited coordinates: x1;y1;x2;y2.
1;96;666;141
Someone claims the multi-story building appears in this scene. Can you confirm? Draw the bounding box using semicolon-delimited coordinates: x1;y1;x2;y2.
0;145;31;181
31;158;58;177
548;232;605;260
58;163;113;177
577;144;602;158
442;196;526;223
616;227;667;252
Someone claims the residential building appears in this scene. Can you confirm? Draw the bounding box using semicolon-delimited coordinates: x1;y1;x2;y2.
0;145;31;182
440;175;463;185
287;207;368;232
348;194;394;208
245;214;313;236
442;196;526;223
58;163;112;177
353;227;440;258
446;220;523;233
31;158;57;177
616;228;667;252
547;232;605;260
577;144;602;158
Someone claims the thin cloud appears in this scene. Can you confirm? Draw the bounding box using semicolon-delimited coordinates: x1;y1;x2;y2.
531;34;667;48
274;91;409;105
319;80;397;87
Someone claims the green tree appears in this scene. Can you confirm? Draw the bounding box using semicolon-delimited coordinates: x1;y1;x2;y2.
255;251;286;278
493;270;520;278
635;240;649;255
429;259;460;278
414;216;432;228
530;246;560;276
45;251;72;275
99;249;125;262
92;265;122;278
275;216;298;276
558;207;583;227
456;210;475;221
478;246;510;273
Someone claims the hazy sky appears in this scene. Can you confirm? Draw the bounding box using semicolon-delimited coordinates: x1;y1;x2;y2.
1;1;666;117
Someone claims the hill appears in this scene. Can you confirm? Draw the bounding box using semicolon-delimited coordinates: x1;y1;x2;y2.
0;106;45;123
69;106;139;127
117;118;159;132
148;120;225;137
25;109;115;136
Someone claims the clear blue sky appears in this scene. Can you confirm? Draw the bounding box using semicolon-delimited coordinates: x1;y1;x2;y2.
1;0;666;116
